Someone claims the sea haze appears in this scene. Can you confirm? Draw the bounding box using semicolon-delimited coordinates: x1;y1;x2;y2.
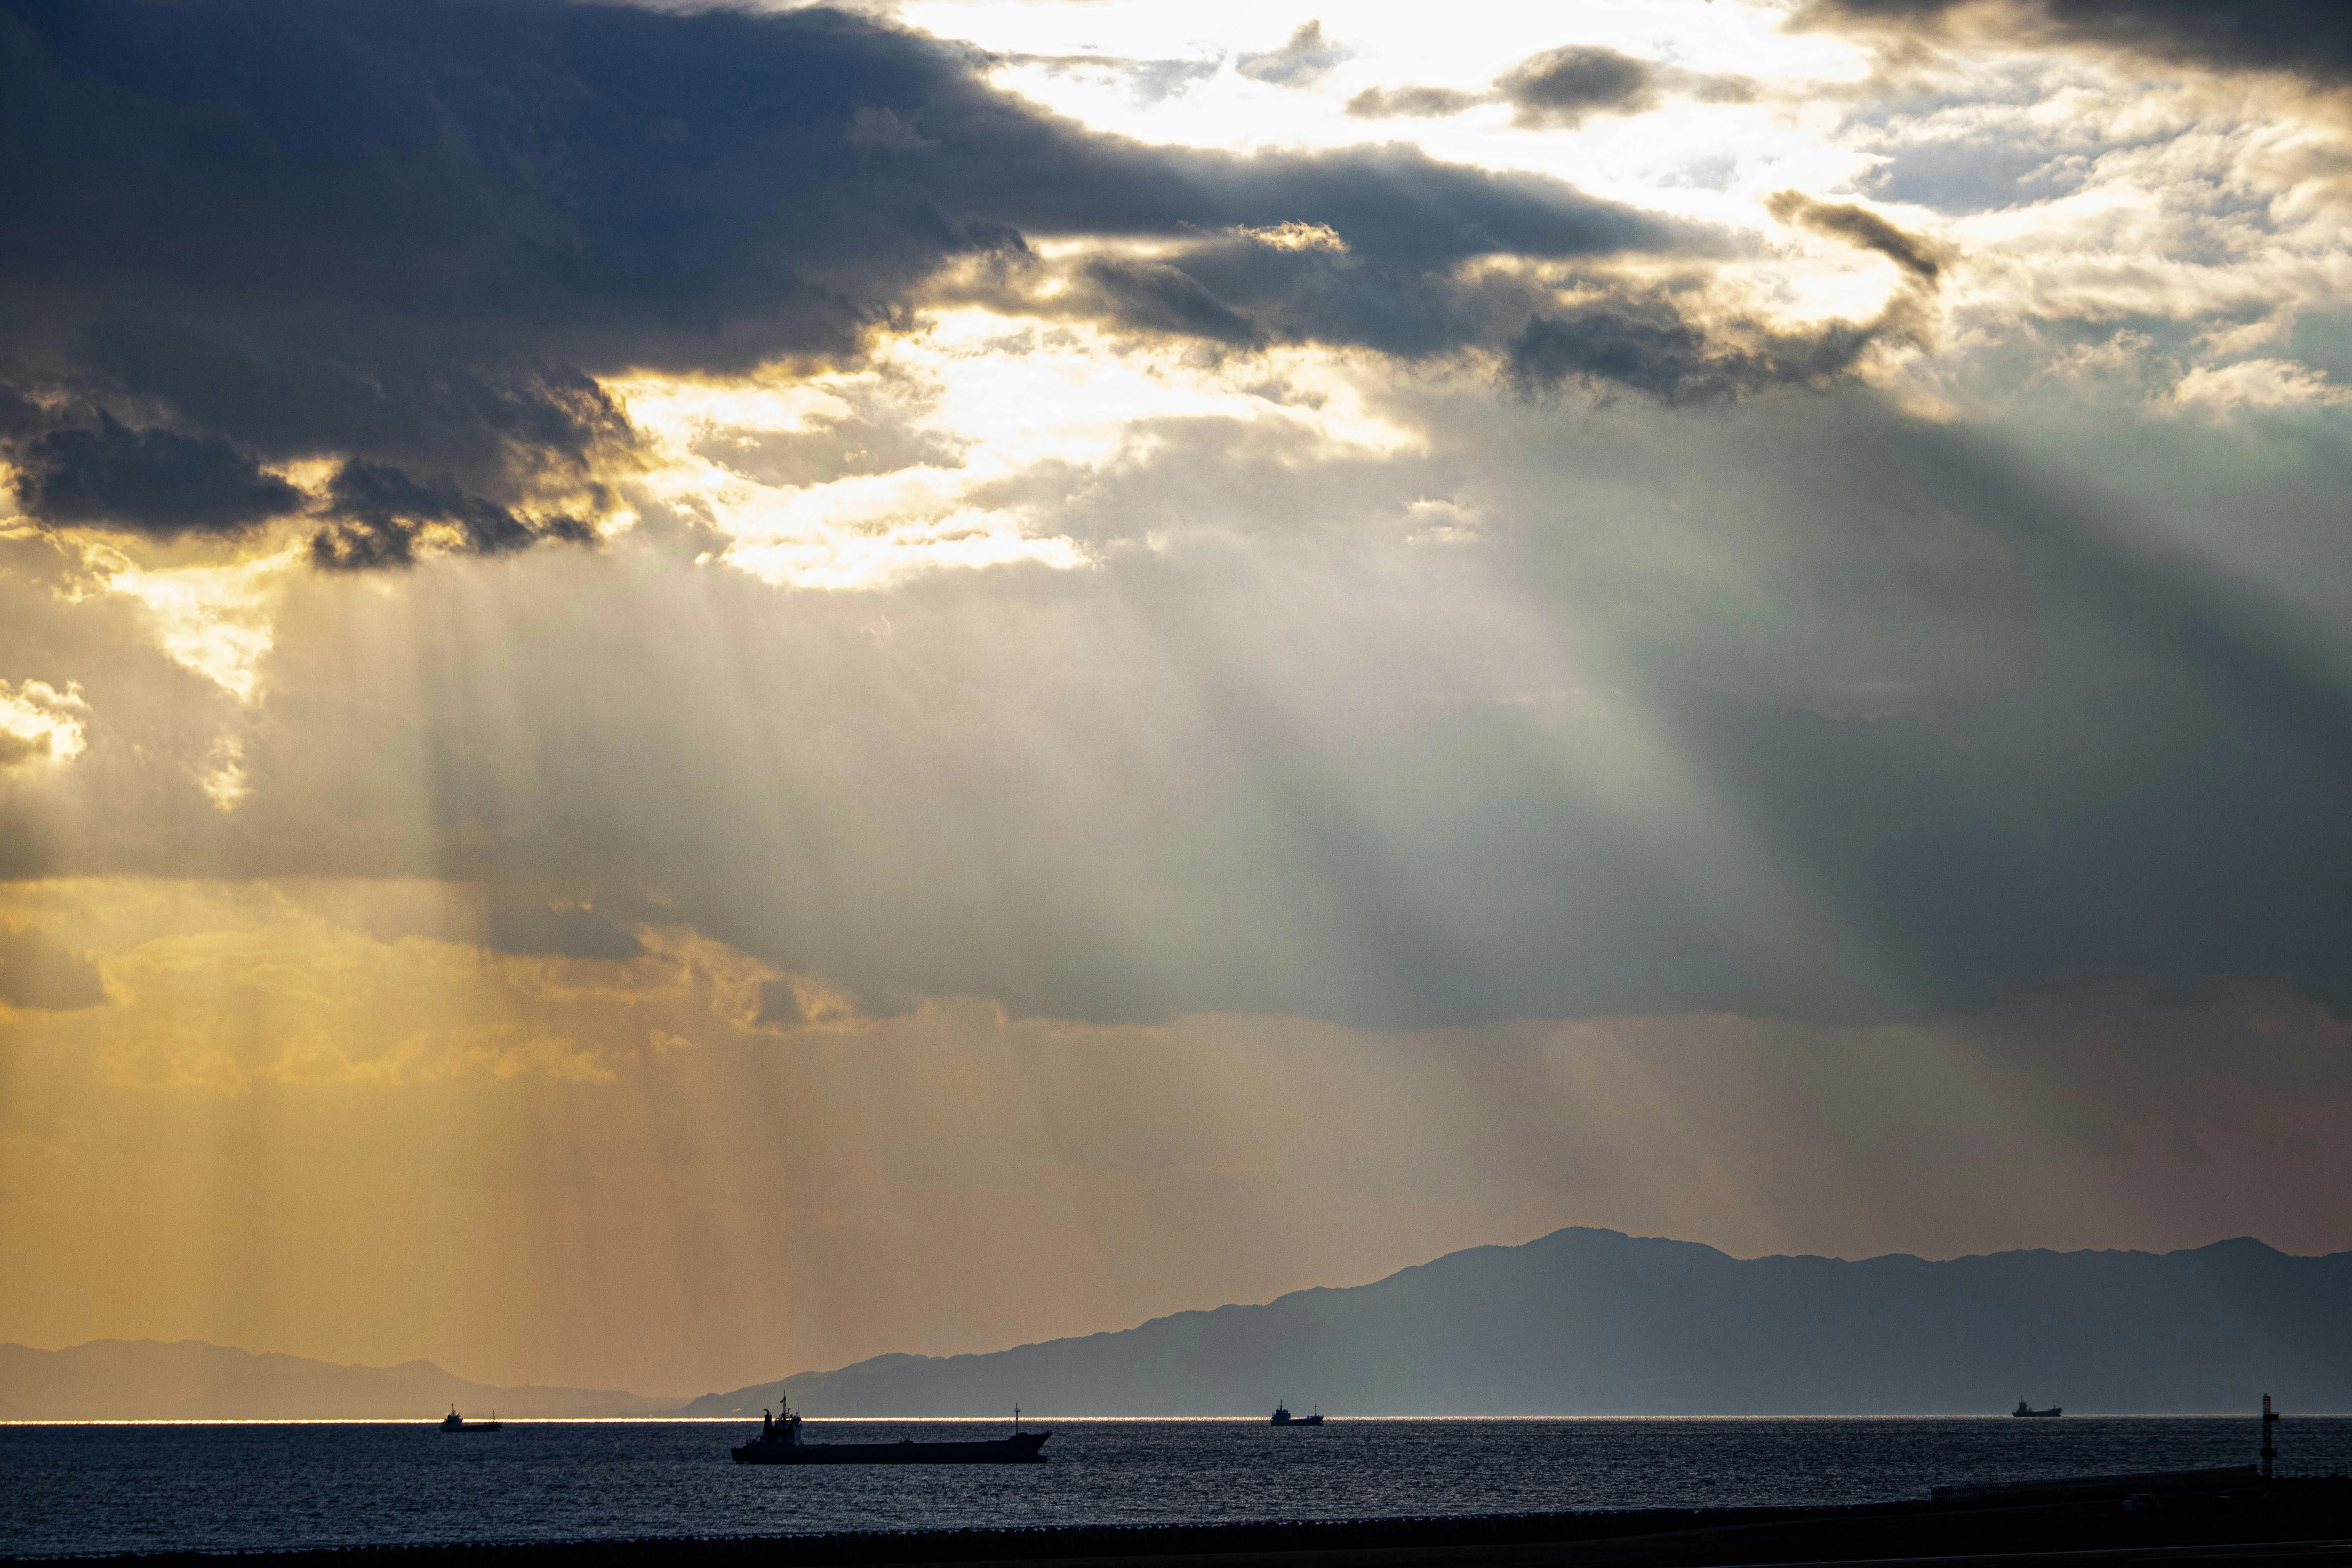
0;1339;677;1421
4;1417;2347;1558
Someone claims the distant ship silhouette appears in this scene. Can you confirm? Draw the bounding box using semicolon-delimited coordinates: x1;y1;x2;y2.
2012;1400;2063;1418
1270;1402;1323;1426
731;1394;1049;1464
440;1406;501;1432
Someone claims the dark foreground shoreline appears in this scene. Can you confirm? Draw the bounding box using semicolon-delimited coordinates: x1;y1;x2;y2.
27;1478;2350;1568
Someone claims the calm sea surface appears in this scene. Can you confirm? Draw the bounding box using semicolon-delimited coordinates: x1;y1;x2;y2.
5;1416;2348;1560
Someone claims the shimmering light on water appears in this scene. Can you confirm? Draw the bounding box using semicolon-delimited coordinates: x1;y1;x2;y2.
5;1417;2348;1558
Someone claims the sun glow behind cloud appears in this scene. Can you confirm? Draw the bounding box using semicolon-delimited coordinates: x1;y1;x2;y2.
906;0;1871;193
613;309;1419;589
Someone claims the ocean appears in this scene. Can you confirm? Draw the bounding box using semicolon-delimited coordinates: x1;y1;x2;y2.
5;1416;2347;1560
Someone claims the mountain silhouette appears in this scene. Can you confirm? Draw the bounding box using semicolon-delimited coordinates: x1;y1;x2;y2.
685;1228;2351;1416
0;1339;678;1420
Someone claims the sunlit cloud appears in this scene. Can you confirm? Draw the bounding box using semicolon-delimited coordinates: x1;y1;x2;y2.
0;678;88;768
70;539;303;703
196;734;249;813
2167;355;2352;413
614;309;1419;590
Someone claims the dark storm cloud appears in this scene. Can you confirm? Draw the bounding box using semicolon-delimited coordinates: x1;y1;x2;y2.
938;139;1685;274
1508;300;1878;402
0;387;37;441
1801;0;2352;84
1078;261;1270;348
1766;191;1952;283
0;924;107;1011
1503;191;1950;404
311;461;594;572
1346;47;1754;129
1496;45;1661;128
985;236;1564;359
10;414;303;538
0;0;1694;562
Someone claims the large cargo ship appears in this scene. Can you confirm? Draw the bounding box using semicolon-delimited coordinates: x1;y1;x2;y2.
731;1397;1049;1464
2011;1400;2063;1418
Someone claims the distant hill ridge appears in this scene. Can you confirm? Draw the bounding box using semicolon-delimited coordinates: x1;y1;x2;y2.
14;1229;2346;1419
0;1338;679;1420
684;1227;2352;1417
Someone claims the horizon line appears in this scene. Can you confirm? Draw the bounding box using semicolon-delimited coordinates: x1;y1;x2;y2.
7;1411;2343;1426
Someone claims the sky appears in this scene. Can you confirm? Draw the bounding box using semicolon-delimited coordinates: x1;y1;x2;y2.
4;0;2352;1400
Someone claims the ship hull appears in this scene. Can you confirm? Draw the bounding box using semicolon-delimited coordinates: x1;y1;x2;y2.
732;1434;1049;1465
